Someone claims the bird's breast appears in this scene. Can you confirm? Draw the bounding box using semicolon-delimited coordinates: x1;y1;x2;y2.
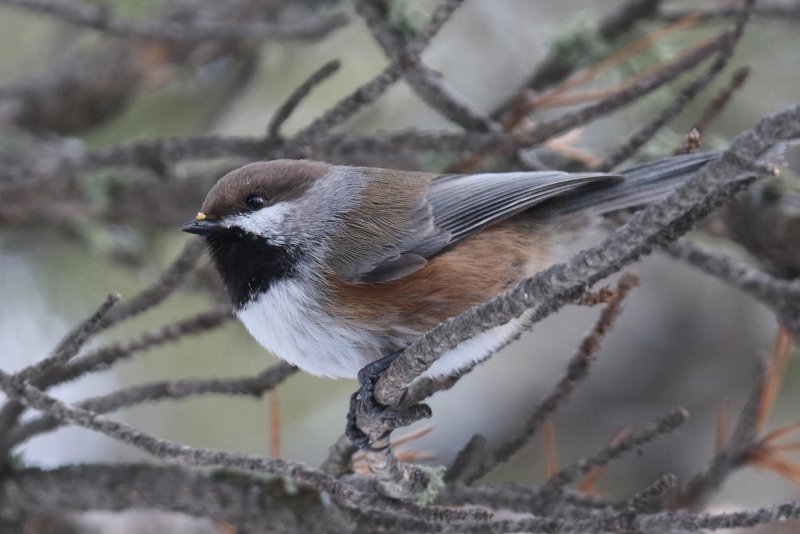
235;278;383;378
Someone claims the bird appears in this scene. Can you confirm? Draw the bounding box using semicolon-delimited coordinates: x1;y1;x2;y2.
181;152;717;449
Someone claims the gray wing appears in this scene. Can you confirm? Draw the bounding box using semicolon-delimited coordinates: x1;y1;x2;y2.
355;170;618;283
428;171;620;243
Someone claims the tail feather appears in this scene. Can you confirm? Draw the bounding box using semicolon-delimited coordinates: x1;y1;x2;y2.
545;151;721;217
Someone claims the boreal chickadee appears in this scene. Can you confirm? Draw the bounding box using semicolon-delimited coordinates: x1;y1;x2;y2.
182;152;717;449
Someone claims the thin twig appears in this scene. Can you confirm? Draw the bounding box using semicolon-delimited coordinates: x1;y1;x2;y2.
353;0;493;132
624;474;677;512
541;408;688;493
0;0;349;41
694;65;751;134
269;389;281;458
597;0;754;170
674;360;766;509
450;273;640;483
3;363;297;450
99;240;206;329
659;0;800;23
666;240;800;338
499;0;665;103
0;308;232;455
292;0;465;144
64;307;233;384
374;103;800;408
0;242;210;454
0;368;365;509
267;60;342;140
12;293;120;384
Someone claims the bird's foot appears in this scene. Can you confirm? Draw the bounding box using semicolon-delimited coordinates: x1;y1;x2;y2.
346;350;432;452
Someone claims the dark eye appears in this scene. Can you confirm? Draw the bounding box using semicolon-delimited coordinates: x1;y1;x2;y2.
245;194;267;211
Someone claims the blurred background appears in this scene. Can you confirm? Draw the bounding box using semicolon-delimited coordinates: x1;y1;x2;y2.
1;0;799;527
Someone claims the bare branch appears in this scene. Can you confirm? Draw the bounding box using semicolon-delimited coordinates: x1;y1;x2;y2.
12;293;119;385
292;0;466;144
353;0;493;131
659;0;800;23
624;474;678;512
449;272;640;484
541;408;687;492
693;66;751;135
500;0;665;102
597;0;753;170
666;240;800;337
676;360;766;509
374;103;800;408
63;307;233;384
0;308;231;455
4;363;297;449
0;0;349;42
267;60;342;141
0;241;209;452
0;369;365;508
0;464;351;533
98;240;206;329
470;502;800;533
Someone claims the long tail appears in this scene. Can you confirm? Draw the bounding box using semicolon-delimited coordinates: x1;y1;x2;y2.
545;151;720;217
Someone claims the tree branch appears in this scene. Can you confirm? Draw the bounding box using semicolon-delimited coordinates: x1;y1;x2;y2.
0;0;348;41
374;103;800;409
3;363;297;450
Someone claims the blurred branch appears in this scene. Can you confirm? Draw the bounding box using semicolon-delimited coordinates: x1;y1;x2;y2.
674;356;767;509
448;273;640;484
99;239;206;329
722;183;800;278
659;0;800;23
0;241;218;456
497;0;664;105
353;0;494;132
666;240;800;337
0;0;348;41
12;293;119;385
692;66;751;136
292;0;466;144
596;0;753;170
267;60;342;141
0;464;351;533
343;104;800;499
541;409;687;494
0;0;273;133
374;104;800;408
0;25;727;184
3;363;297;449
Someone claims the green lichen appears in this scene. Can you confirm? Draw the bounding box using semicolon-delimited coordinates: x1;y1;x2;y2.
387;0;436;38
413;465;446;505
548;16;613;72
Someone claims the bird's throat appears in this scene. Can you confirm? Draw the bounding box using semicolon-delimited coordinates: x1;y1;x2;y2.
204;229;299;309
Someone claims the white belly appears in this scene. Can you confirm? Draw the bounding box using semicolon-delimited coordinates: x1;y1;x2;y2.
236;279;378;378
237;277;529;381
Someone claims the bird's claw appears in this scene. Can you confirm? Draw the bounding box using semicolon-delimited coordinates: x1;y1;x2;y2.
345;351;402;451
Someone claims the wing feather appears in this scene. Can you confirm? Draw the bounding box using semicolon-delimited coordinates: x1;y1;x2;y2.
428;171;619;242
342;169;617;283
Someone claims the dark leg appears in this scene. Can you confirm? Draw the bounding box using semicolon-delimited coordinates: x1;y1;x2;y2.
345;350;402;452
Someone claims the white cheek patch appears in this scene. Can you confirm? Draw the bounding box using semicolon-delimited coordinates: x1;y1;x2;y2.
227;203;292;242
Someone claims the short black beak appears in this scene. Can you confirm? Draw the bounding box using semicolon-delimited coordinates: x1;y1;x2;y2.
181;219;224;236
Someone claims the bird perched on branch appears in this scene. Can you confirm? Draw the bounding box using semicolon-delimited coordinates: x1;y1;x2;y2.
182;152;717;449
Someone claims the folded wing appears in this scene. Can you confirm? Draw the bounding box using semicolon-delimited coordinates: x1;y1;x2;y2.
350;170;618;283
